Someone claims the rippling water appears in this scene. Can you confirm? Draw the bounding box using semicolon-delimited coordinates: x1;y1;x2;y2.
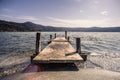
0;32;120;55
0;32;120;73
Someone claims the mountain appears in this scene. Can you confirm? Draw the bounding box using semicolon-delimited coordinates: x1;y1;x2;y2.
0;20;120;32
0;20;56;31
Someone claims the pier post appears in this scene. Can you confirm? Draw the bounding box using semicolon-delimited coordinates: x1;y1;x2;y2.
48;35;52;44
50;35;52;41
35;33;41;55
76;38;81;54
76;38;87;61
31;54;36;63
67;36;70;41
65;31;67;39
55;33;56;38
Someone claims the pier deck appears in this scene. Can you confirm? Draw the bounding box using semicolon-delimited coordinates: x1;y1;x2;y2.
33;37;83;63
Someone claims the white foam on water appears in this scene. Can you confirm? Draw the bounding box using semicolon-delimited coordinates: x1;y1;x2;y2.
0;32;120;72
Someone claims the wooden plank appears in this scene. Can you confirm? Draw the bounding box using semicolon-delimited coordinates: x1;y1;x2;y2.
52;37;68;42
33;37;83;63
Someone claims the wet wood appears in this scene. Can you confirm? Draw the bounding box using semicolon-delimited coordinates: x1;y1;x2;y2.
50;35;52;41
76;38;81;54
48;35;52;44
33;37;83;63
65;31;67;39
54;33;56;38
35;33;41;55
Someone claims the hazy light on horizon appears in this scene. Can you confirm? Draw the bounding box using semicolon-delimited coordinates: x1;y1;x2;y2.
0;0;120;27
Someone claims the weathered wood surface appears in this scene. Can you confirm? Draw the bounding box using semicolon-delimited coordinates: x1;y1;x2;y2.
33;37;83;63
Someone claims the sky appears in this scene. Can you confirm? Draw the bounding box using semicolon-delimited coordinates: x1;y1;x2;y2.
0;0;120;27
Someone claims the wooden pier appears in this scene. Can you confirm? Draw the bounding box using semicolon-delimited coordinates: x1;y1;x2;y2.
31;32;87;63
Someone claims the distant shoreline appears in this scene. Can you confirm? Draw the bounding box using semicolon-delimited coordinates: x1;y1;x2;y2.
0;31;120;32
0;20;120;32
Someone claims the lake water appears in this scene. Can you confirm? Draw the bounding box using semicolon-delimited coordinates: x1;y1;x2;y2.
0;32;120;55
0;32;120;73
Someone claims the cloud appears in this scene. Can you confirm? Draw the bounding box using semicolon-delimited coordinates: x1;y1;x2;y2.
16;16;38;21
101;11;108;16
2;8;13;12
0;14;13;18
93;0;99;4
80;10;84;13
0;14;38;21
47;17;108;27
74;0;83;2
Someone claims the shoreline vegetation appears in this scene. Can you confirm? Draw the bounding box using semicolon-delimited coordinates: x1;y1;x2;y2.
0;20;120;32
0;50;120;80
